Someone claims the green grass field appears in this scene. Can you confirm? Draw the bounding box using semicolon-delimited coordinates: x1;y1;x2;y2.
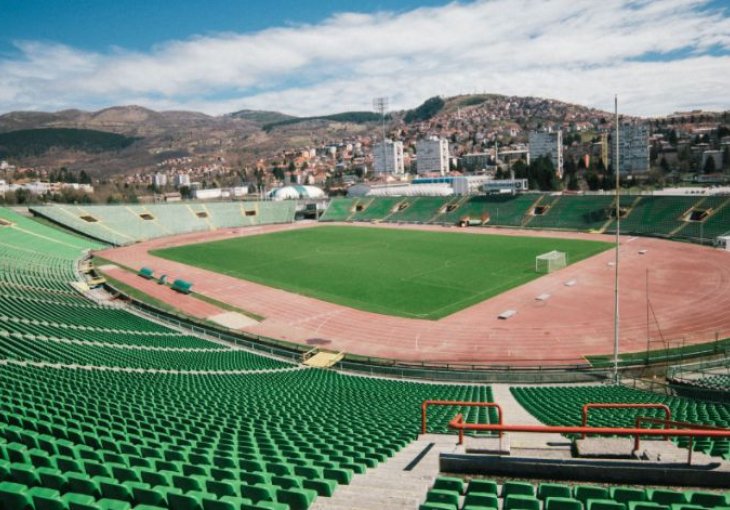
152;226;612;319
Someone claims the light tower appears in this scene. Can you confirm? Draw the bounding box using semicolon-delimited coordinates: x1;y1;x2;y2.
373;97;389;173
612;95;621;385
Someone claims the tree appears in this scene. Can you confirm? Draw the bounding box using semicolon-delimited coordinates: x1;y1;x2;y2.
585;172;601;191
528;156;559;191
512;160;528;179
668;129;678;146
272;166;285;181
567;172;579;191
14;188;29;204
404;96;445;123
659;157;670;174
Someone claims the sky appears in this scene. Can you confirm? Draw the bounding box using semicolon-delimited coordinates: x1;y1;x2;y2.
1;0;728;117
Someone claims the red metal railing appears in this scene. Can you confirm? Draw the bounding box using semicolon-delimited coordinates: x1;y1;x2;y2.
581;403;671;439
447;415;730;464
421;400;503;437
634;417;729;464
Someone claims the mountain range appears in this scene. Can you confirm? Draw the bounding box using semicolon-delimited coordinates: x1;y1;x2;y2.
0;94;699;177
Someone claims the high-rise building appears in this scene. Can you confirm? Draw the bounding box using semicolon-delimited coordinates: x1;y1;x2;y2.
372;140;405;175
174;173;191;188
599;132;609;168
416;137;450;175
153;172;168;188
612;123;650;173
528;131;563;177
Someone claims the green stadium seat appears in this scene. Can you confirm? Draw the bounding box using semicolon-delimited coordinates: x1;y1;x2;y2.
628;503;668;510
467;480;498;495
539;483;573;500
420;503;457;510
464;492;499;509
240;501;288;510
97;499;132;510
503;482;536;498
0;481;33;510
9;463;41;487
688;492;729;508
66;473;102;499
205;495;255;510
302;478;336;497
587;500;626;510
575;486;610;505
167;490;208;510
433;476;465;494
611;488;647;504
31;488;66;510
275;487;317;510
37;468;67;492
650;490;689;506
546;497;584;510
504;495;541;510
242;484;276;503
62;492;98;510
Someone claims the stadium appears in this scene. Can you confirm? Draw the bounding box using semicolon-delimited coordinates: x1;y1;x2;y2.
1;192;729;510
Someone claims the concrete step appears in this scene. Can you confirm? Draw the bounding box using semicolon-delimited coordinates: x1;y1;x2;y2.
310;435;460;510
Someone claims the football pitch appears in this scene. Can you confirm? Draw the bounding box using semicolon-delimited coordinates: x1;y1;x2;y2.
152;226;612;319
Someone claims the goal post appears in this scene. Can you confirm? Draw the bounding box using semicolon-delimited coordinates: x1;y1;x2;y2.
535;250;567;274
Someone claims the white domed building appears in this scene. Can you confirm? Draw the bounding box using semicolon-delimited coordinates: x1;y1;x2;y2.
267;185;326;201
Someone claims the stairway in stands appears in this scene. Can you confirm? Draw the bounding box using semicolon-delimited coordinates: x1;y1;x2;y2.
311;434;460;510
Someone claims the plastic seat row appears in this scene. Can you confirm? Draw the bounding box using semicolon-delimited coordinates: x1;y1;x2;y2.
420;477;730;510
1;364;495;509
29;202;296;246
0;334;289;371
511;385;730;459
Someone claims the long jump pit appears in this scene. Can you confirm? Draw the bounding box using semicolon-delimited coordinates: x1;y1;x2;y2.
97;222;730;367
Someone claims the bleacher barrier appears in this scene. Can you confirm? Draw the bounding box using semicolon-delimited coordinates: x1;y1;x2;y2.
30;201;296;245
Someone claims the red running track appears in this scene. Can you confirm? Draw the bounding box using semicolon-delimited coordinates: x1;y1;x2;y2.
98;222;730;366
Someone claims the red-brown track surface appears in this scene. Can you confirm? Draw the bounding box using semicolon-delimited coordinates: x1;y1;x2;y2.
98;222;730;366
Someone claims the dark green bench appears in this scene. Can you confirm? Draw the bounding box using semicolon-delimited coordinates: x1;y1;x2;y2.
171;279;193;294
137;267;154;279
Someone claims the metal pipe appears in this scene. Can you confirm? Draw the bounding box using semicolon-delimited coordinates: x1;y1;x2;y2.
580;403;671;439
448;418;730;446
422;400;503;436
613;94;621;385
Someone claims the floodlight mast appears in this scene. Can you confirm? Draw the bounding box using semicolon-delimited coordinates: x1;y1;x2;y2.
613;95;620;385
373;97;389;174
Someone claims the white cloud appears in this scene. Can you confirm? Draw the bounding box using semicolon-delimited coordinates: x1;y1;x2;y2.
1;0;728;116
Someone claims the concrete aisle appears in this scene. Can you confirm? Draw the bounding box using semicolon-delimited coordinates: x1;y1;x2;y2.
311;434;461;510
490;384;568;449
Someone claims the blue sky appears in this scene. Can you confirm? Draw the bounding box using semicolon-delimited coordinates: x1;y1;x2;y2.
0;0;451;53
1;0;728;116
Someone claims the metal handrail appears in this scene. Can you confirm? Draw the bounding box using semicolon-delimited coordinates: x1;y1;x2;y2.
421;400;503;437
634;416;729;463
447;415;730;465
581;403;671;438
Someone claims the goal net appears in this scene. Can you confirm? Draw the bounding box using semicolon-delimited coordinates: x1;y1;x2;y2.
535;250;567;274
